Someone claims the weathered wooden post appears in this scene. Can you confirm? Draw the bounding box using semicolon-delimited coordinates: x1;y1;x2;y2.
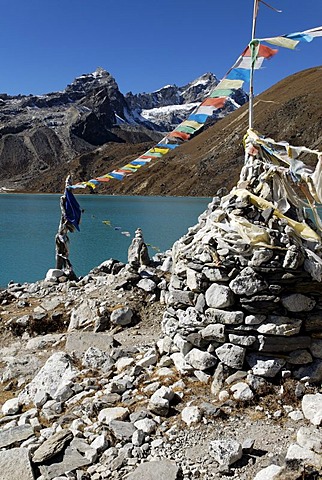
55;175;81;280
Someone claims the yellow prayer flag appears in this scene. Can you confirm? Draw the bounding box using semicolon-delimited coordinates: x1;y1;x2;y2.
150;147;170;154
125;163;141;169
262;36;299;49
217;79;244;90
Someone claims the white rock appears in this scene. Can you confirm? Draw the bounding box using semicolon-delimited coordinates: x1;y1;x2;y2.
245;314;266;325
297;426;322;453
185;348;217;370
194;370;211;383
111;306;133;326
148;386;174;416
186;268;202;292
286;443;322;469
302;393;322;426
157;336;172;355
200;324;225;342
247;354;285;378
209;439;242;466
218;390;230;402
173;334;193;356
230;382;254;401
82;347;114;370
18;352;77;406
170;352;193;373
134;418;156;434
151;386;174;402
45;269;64;281
90;433;109;453
68;299;98;331
216;343;245;369
0;447;35;480
132;429;145;447
137;279;156;292
253;464;283;480
205;284;234;309
1;397;20;415
288;410;304;421
257;316;302;336
98;407;129;424
52;384;74;403
181;406;202;426
137;353;158;368
156;367;176;377
115;357;135;372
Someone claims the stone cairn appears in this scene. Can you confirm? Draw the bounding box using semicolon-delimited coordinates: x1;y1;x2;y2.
128;228;151;269
161;134;322;390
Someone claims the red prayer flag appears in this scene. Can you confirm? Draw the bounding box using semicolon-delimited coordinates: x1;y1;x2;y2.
242;44;278;58
168;131;190;141
95;177;110;183
201;97;226;108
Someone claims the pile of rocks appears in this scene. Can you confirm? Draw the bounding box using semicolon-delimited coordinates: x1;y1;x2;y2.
160;159;322;392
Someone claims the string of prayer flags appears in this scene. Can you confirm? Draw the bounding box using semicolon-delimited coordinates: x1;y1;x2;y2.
71;24;322;191
259;25;322;50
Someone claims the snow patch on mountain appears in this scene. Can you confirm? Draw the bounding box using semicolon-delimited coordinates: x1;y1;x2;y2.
141;102;200;120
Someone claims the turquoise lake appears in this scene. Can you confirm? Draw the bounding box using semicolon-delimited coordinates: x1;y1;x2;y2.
0;194;211;287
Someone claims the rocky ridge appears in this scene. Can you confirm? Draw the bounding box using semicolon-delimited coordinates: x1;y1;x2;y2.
3;67;321;198
125;73;247;131
0;68;247;192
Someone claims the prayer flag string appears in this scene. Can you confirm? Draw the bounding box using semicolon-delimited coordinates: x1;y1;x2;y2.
70;25;322;191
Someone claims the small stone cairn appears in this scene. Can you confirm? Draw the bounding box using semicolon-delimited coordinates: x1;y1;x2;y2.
128;228;151;269
161;136;322;389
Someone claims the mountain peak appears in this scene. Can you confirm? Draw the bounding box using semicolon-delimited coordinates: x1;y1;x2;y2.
92;66;109;77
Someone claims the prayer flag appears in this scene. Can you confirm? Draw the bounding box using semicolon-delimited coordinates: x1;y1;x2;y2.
168;131;190;140
95;177;111;182
65;188;82;231
176;125;196;134
188;113;209;123
243;43;278;59
156;143;179;149
216;78;244;90
227;68;250;82
303;26;322;38
201;97;226;108
209;88;234;98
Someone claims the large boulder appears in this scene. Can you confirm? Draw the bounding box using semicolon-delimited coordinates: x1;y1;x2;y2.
18;352;78;406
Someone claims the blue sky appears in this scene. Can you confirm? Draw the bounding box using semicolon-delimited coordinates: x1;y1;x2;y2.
0;0;321;97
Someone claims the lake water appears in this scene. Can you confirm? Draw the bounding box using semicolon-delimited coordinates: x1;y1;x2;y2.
0;194;211;287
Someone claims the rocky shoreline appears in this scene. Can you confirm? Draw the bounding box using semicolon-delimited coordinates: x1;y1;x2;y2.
0;233;321;478
2;138;322;479
0;271;320;480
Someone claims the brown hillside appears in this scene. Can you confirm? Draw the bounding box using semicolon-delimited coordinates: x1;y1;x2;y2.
24;66;322;196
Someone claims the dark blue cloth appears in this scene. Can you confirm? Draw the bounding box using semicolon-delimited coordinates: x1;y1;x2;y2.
65;188;81;231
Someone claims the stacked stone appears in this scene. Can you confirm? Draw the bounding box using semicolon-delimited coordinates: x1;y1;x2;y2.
161;162;322;387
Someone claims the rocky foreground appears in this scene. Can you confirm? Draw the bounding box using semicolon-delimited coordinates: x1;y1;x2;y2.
1;206;322;479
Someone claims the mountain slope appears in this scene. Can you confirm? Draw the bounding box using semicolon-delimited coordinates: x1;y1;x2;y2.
2;67;322;195
0;68;248;191
79;66;322;197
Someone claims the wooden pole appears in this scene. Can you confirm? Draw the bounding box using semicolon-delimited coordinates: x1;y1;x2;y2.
248;0;259;130
55;175;77;279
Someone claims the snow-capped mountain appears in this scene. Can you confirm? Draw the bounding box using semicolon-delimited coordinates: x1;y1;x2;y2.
124;72;248;131
0;67;248;189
